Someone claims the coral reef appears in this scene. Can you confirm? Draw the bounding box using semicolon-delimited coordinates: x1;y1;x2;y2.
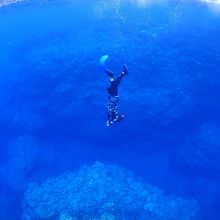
23;162;199;220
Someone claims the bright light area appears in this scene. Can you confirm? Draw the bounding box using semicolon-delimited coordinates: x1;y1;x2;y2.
129;0;168;7
200;0;220;3
200;0;220;13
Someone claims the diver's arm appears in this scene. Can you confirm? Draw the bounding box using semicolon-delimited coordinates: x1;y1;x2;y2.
105;68;114;82
105;68;114;77
114;64;128;86
114;73;125;86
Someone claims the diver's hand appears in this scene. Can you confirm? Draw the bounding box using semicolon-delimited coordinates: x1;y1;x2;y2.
122;64;129;75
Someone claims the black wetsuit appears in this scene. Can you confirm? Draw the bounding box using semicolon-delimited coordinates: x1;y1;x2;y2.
107;74;125;125
107;74;124;96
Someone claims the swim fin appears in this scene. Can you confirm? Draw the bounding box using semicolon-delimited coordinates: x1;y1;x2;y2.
99;55;109;67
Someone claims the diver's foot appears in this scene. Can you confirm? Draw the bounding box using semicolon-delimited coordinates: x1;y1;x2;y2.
122;64;129;75
106;120;113;126
106;115;124;126
114;114;124;122
117;114;125;122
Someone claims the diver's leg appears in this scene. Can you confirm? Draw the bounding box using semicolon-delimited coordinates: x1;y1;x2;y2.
106;112;111;126
106;110;116;126
106;96;119;125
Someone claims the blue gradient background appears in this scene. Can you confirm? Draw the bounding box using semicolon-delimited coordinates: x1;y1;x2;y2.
0;0;220;219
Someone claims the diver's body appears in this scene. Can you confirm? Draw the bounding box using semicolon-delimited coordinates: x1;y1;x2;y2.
105;65;128;126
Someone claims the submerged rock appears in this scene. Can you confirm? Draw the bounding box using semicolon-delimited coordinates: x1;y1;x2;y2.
23;162;199;220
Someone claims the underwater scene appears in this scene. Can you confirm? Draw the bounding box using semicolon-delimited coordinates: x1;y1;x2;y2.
0;0;220;219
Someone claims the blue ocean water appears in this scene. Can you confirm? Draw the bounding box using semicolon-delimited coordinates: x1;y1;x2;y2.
0;0;220;219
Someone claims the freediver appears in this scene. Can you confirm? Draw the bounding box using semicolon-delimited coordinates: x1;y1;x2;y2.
100;55;129;126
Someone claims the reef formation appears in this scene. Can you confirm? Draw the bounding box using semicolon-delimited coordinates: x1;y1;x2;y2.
23;162;199;220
